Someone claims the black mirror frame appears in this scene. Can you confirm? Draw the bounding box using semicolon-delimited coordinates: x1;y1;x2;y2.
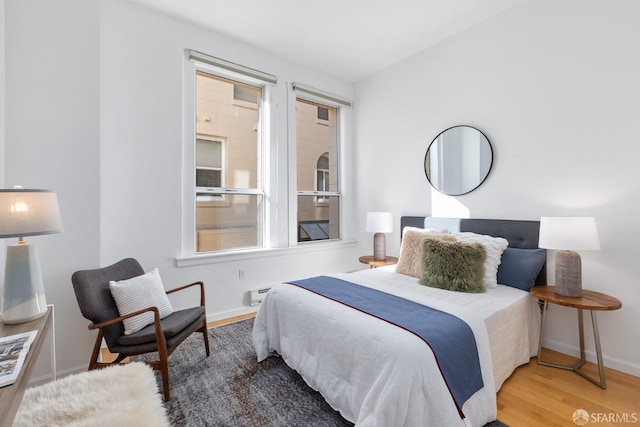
424;125;494;196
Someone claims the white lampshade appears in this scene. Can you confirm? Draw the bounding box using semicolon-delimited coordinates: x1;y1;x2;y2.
0;188;63;324
0;189;63;238
539;217;600;251
365;212;393;233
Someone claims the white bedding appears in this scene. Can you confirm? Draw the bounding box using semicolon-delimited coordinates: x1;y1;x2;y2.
252;266;540;427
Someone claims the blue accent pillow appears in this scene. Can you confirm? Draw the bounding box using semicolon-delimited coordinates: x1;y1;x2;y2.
497;248;546;291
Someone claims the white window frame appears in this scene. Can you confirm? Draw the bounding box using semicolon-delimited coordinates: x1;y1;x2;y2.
289;82;352;246
181;50;275;257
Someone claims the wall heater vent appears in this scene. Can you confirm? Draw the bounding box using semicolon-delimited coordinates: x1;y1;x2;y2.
250;287;272;306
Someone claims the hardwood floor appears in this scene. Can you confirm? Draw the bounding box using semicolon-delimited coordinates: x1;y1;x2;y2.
497;348;640;426
207;312;256;328
103;314;640;426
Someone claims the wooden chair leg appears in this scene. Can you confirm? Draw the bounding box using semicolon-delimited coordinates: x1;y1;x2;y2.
112;353;128;364
88;330;105;370
158;346;170;401
201;324;210;357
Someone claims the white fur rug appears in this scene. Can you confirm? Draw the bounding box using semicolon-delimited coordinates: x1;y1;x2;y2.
14;362;169;427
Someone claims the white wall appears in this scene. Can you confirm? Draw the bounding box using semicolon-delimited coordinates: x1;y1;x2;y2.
2;0;358;377
0;0;5;280
3;0;101;377
355;0;640;376
99;0;358;319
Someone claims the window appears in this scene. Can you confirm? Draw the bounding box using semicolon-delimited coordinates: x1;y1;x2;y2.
316;153;329;203
196;137;223;189
233;84;258;106
295;98;340;242
317;106;329;123
194;70;265;253
182;52;354;260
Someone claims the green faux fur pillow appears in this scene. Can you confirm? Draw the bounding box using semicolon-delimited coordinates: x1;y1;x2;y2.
419;238;487;293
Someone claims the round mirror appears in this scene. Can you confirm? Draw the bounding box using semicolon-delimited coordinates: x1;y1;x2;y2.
424;125;493;195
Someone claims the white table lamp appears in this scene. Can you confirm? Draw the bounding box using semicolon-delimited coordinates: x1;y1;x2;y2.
366;212;393;260
539;217;600;297
0;188;63;324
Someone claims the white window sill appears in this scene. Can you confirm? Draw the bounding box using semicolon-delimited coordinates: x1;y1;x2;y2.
176;239;357;268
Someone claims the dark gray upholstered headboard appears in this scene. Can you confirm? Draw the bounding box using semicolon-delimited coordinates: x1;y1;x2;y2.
400;216;546;285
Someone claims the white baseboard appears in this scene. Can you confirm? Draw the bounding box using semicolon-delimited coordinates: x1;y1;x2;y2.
206;306;258;323
542;337;640;378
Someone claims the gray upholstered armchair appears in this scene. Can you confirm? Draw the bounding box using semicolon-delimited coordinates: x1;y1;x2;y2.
71;258;210;400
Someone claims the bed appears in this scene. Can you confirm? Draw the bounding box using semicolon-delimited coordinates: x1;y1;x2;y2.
252;217;546;427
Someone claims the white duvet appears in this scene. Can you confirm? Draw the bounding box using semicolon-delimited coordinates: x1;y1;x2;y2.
252;267;540;427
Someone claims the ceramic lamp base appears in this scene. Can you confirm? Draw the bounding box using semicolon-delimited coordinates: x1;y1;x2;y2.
373;233;386;261
554;250;582;297
1;242;48;324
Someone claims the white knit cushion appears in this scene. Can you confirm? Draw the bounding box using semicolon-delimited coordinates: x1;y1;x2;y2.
109;268;174;335
452;232;509;289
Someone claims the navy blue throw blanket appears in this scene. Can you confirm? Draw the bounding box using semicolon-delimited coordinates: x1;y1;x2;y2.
289;276;484;418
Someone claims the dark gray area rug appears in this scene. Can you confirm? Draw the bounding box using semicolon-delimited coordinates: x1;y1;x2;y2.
137;318;508;427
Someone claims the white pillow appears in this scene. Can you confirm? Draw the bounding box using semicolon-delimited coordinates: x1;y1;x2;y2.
109;268;174;335
452;232;509;289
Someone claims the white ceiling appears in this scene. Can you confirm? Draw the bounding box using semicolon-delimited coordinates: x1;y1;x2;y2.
126;0;524;82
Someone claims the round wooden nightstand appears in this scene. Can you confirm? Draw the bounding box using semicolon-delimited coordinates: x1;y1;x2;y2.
358;255;398;268
530;285;622;389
